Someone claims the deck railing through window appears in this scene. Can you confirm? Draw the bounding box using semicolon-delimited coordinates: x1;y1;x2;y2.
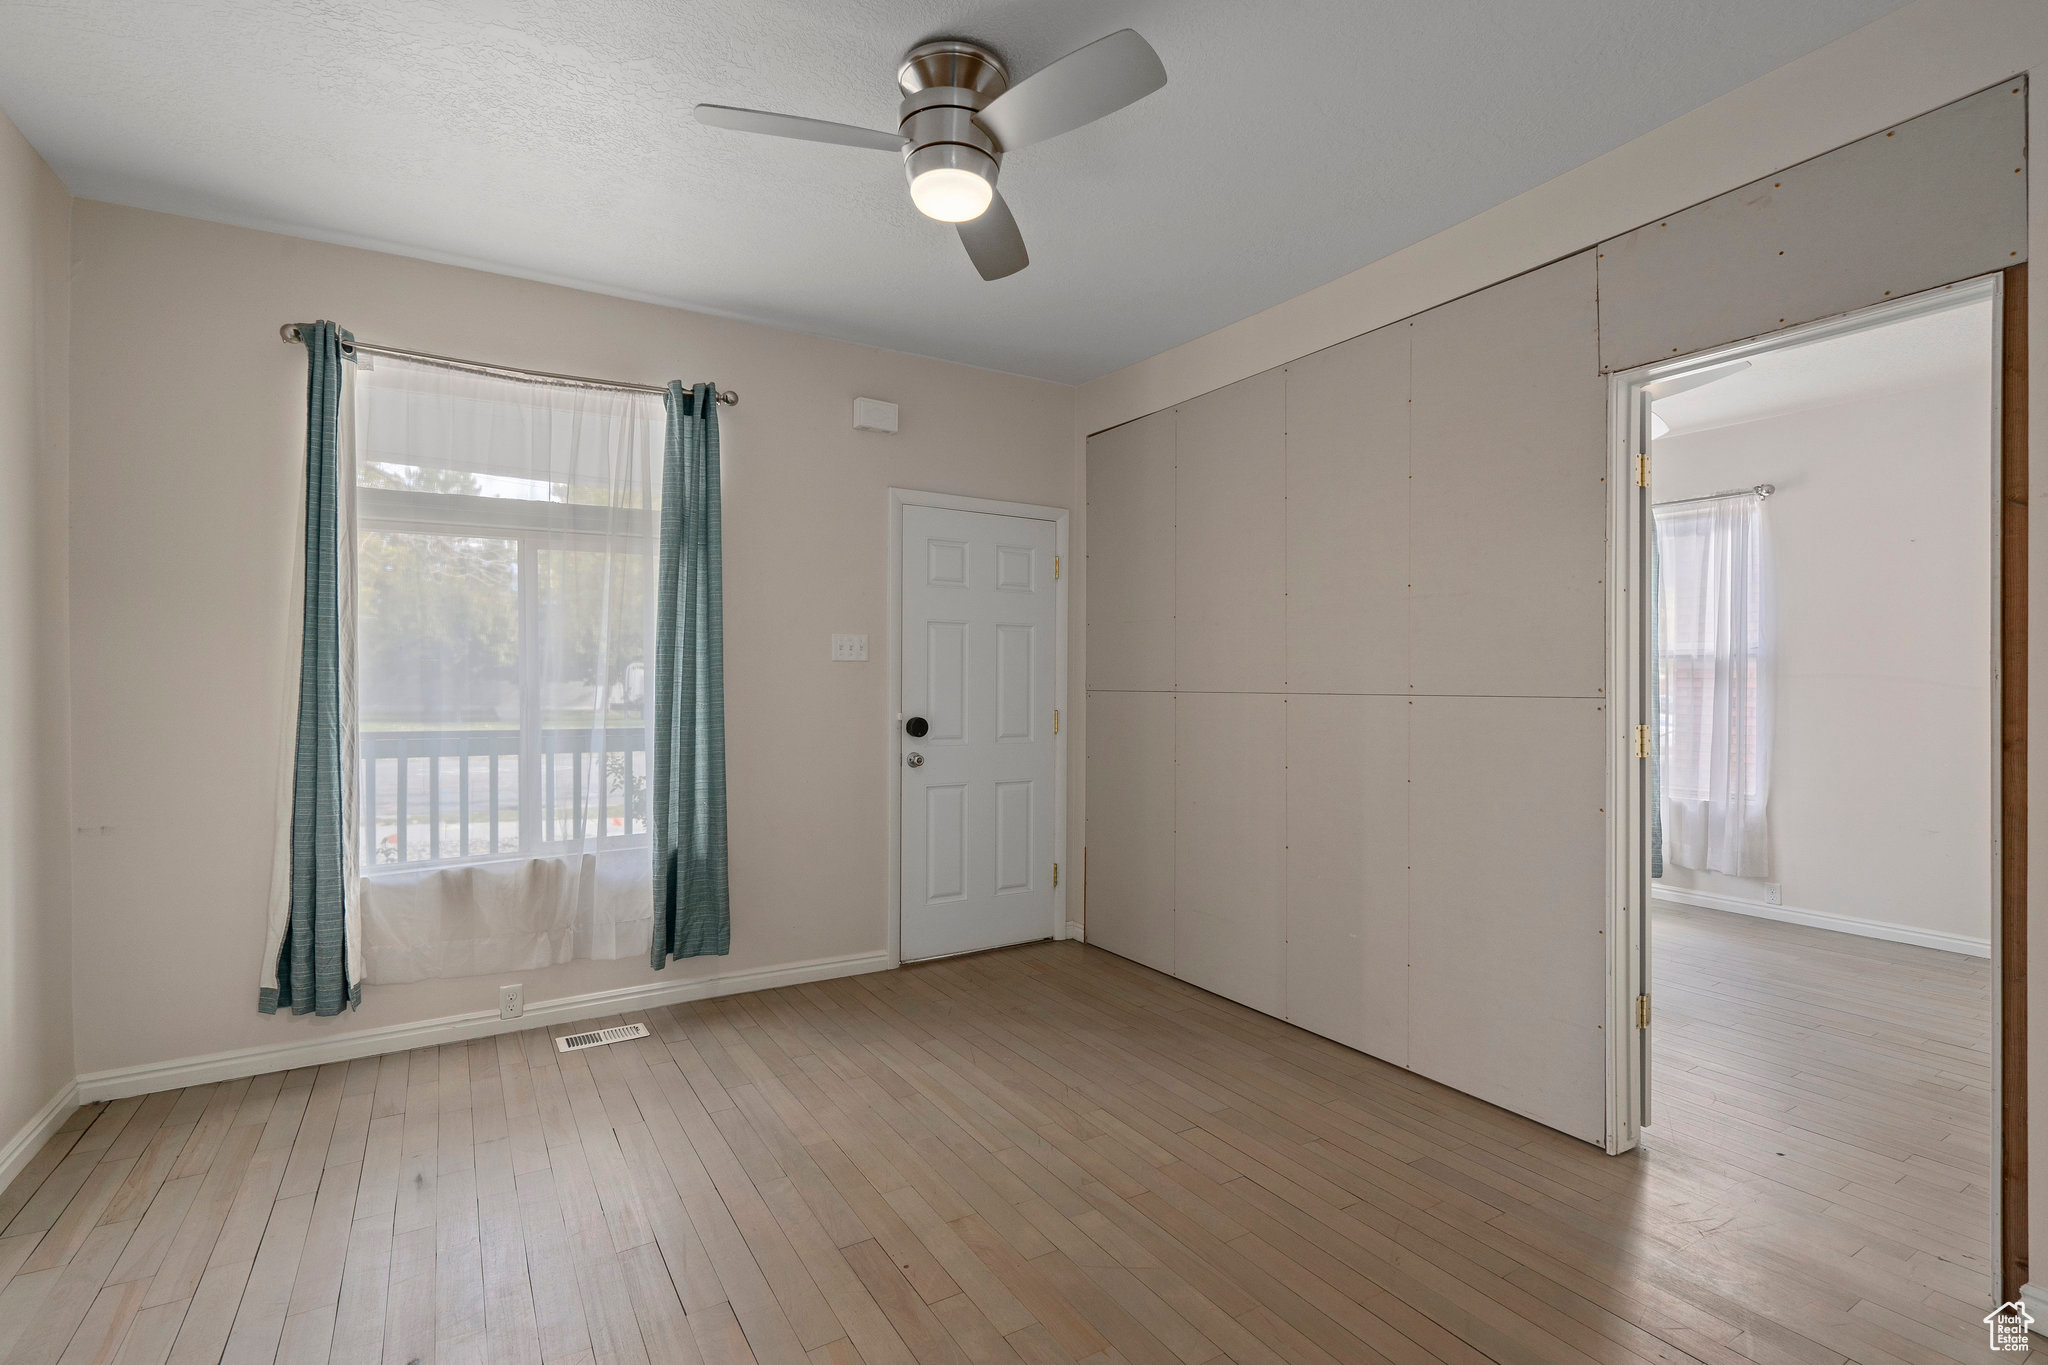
361;726;650;868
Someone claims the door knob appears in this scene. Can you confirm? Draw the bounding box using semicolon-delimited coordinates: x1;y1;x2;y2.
906;752;925;768
905;716;929;738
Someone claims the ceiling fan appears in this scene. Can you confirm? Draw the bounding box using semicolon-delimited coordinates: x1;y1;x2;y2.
695;29;1167;281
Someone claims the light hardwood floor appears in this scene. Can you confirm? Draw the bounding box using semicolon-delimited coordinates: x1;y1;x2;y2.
0;906;2010;1365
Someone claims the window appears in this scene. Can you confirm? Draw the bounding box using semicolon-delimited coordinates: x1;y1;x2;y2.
353;355;665;980
1654;495;1773;877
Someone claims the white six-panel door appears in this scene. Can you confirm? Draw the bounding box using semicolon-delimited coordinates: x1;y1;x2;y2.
900;504;1058;960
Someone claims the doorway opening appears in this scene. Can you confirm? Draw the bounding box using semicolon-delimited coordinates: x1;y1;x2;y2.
1606;275;2020;1302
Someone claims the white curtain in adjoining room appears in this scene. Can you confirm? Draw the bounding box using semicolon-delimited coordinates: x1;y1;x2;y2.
351;354;665;983
1656;495;1774;878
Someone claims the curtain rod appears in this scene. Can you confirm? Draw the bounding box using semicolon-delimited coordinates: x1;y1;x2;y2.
1653;483;1775;509
278;324;737;406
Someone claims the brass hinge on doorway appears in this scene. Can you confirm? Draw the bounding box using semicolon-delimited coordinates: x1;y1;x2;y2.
1635;994;1652;1030
1054;555;1061;580
1632;724;1650;759
1052;863;1059;888
1634;454;1651;488
1054;708;1060;735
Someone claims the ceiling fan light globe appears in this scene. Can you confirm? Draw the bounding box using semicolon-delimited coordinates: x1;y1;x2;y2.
910;167;993;222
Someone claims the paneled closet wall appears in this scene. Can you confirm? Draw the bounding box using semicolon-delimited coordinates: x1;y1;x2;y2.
1081;80;2027;1150
1084;252;1610;1144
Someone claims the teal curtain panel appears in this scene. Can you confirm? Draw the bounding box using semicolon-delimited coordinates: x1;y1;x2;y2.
650;382;731;964
261;320;361;1015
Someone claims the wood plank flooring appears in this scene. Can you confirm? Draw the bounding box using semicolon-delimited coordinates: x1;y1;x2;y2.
0;906;2010;1365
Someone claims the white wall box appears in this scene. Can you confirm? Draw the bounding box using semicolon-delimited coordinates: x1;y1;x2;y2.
853;396;899;432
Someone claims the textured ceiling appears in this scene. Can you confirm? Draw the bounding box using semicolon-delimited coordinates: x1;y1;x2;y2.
0;0;1913;382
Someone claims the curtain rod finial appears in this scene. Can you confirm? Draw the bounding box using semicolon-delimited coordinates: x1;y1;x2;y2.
280;323;303;344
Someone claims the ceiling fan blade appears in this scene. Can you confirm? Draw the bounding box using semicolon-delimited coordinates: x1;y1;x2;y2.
1643;359;1752;400
694;104;906;152
957;191;1028;280
974;29;1166;151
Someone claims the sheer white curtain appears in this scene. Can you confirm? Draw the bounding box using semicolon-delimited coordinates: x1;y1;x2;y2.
352;355;664;983
1655;495;1774;878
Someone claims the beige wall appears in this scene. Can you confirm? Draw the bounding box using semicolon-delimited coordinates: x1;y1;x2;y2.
1654;374;1997;948
0;110;75;1146
64;201;1076;1079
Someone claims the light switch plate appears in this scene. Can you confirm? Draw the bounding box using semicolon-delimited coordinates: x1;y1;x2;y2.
852;397;899;433
831;634;869;662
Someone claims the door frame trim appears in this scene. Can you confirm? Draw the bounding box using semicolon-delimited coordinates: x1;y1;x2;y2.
886;488;1071;967
1600;274;2017;1291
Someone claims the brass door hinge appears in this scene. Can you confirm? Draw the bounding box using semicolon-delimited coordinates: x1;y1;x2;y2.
1053;708;1060;735
1632;724;1650;759
1054;555;1061;580
1052;863;1059;888
1635;994;1652;1030
1634;454;1651;488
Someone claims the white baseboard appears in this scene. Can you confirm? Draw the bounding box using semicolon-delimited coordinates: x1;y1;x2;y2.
75;950;892;1103
0;1080;82;1194
1652;886;1990;958
2019;1283;2048;1336
1065;921;1084;942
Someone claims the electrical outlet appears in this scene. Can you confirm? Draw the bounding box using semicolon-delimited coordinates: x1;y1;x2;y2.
1764;883;1783;907
831;634;868;662
499;983;523;1019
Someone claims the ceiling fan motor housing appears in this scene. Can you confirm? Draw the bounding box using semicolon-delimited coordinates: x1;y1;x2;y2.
897;40;1009;194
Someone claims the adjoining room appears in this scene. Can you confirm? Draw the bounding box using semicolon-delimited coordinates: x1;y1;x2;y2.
1646;288;2001;1301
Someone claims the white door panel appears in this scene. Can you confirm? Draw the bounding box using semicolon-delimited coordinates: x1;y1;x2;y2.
902;504;1058;960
